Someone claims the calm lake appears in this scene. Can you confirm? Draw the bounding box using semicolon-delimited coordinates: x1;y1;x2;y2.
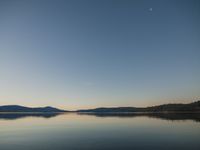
0;113;200;150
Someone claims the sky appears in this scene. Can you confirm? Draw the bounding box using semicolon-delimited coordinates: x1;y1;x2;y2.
0;0;200;110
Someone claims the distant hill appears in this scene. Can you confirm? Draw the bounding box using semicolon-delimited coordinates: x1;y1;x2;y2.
77;101;200;113
1;101;200;113
0;105;66;113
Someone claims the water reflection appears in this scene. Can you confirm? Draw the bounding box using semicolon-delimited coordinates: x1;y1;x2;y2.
0;113;199;150
78;112;200;122
0;112;199;122
0;113;63;120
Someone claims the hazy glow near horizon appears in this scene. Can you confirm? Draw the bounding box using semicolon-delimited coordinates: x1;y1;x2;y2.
0;0;200;110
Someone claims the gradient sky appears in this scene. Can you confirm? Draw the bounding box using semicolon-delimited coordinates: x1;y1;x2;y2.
0;0;200;110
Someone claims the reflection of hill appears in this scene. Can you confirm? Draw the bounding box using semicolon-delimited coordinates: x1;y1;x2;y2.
0;113;63;120
77;112;200;122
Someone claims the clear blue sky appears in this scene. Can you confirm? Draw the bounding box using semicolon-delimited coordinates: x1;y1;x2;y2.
0;0;200;110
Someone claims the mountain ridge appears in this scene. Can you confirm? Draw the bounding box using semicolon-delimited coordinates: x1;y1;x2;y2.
77;101;200;113
0;105;66;112
0;101;199;113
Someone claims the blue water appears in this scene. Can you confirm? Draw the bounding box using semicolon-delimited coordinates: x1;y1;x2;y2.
0;113;199;150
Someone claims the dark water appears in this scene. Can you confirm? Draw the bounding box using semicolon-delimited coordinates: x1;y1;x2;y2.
0;113;200;150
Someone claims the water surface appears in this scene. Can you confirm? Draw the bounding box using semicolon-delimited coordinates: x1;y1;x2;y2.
0;113;199;150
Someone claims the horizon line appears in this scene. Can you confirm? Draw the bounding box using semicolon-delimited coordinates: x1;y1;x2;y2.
0;100;199;111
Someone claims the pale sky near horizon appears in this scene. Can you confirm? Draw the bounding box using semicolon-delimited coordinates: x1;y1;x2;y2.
0;0;200;110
